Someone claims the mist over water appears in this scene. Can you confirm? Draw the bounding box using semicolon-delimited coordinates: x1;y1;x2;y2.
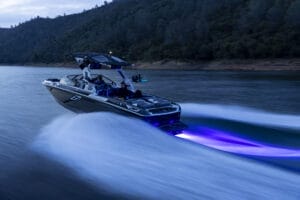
33;104;300;199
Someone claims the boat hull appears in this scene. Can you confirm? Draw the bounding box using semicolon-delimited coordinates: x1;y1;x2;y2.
46;85;136;116
45;84;185;134
47;84;179;117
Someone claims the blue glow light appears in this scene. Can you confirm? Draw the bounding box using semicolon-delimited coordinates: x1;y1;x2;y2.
176;127;300;157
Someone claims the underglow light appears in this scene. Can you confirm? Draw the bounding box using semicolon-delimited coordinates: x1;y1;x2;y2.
176;127;300;157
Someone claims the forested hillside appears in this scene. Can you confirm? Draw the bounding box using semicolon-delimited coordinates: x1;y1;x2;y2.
0;0;299;64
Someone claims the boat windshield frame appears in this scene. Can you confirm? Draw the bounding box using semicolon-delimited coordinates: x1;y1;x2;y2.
66;74;118;86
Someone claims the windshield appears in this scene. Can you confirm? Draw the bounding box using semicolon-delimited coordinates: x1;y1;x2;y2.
92;55;110;63
110;56;126;63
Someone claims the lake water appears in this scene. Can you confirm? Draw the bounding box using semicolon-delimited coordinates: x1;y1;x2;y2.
0;66;300;199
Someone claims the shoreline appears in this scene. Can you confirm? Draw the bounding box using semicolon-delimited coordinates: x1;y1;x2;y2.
1;59;300;71
133;59;300;71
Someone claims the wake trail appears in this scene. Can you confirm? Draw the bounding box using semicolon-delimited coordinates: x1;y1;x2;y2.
181;103;300;130
33;113;300;200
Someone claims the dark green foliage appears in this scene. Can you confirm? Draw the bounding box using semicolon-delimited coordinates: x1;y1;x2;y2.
0;0;299;64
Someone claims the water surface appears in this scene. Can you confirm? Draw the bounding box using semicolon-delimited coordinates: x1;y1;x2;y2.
0;66;300;199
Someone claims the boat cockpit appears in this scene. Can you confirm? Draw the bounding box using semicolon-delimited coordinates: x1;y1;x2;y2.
60;74;142;100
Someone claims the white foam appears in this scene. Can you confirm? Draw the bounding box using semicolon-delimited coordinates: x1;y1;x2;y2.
181;103;300;129
33;112;300;199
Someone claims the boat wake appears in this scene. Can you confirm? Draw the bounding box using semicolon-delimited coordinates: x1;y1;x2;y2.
178;103;300;157
181;103;300;130
33;106;300;199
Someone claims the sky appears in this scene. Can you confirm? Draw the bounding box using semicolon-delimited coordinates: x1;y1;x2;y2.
0;0;111;28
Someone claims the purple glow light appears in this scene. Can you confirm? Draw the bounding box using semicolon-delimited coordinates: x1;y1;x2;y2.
176;127;300;157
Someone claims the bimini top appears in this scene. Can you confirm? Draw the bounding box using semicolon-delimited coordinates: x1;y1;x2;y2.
74;52;131;69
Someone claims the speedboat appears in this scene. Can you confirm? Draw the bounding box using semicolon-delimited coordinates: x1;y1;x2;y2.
43;53;185;134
